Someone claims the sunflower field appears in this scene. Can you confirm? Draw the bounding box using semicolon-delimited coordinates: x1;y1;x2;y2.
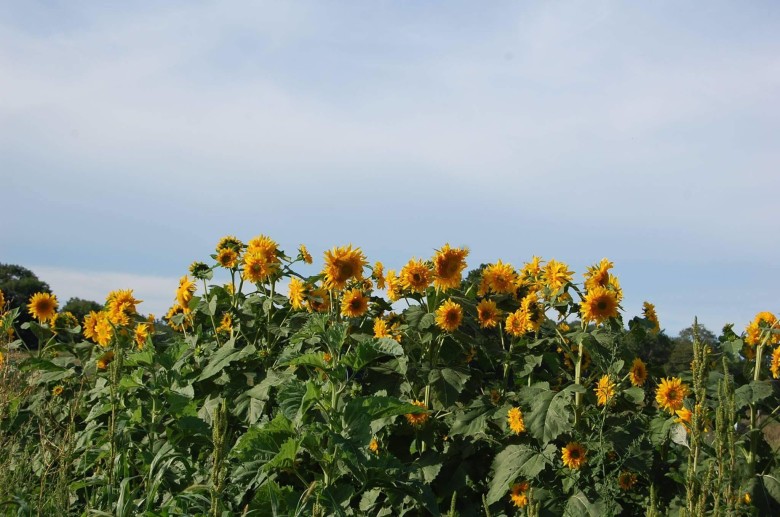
1;237;779;516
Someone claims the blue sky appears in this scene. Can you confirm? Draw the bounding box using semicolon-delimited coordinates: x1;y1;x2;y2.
1;1;778;334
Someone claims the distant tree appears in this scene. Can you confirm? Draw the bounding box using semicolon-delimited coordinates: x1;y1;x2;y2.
666;323;718;376
624;323;675;375
0;263;52;346
62;297;103;322
461;264;487;291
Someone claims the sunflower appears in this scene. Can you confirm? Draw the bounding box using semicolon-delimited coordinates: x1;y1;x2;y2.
83;311;100;341
509;482;530;508
288;278;306;310
341;289;369;318
0;289;5;309
608;274;624;302
0;351;3;367
520;256;544;286
480;260;517;295
52;311;78;334
675;407;692;431
584;258;613;290
216;235;243;252
52;385;64;397
243;250;274;283
655;377;689;414
189;261;211;279
176;276;197;309
561;442;587;469
217;248;238;268
307;287;330;313
374;317;390;338
298;244;313;264
323;352;332;363
322;245;366;290
386;270;403;301
96;351;115;370
27;292;58;323
134;322;150;350
405;400;429;427
642;301;660;333
476;299;500;328
618;471;637;491
165;304;191;332
107;289;142;326
432;244;469;291
94;313;114;347
771;346;780;379
435;299;463;332
507;407;525;434
400;258;432;294
543;259;573;293
505;309;527;337
594;375;616;406
372;261;385;290
580;286;619;324
745;311;780;346
368;438;380;455
247;235;280;264
629;358;647;386
520;292;544;333
217;313;232;334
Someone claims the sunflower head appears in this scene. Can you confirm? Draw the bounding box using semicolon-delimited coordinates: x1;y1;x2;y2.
432;244;469;291
584;258;613;290
372;262;385;290
655;377;689;414
561;442;587;469
400;258;432;294
507;407;525;435
52;385;64;397
217;248;239;269
435;299;463;332
134;322;150;350
595;375;616;406
481;260;517;295
288;278;306;310
247;235;280;264
405;400;429;427
745;311;779;346
322;245;367;290
509;482;530;508
216;235;243;253
385;270;403;301
27;292;58;323
476;299;500;329
189;261;212;280
580;286;619;325
298;244;313;264
543;259;573;293
341;289;369;319
307;287;331;313
175;277;196;309
642;301;660;333
629;358;647;386
618;471;637;491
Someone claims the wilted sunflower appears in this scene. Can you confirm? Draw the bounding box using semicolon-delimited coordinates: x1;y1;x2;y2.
288;278;306;310
618;471;637;491
476;299;500;328
217;248;238;268
176;276;196;309
322;245;366;290
480;260;517;295
400;258;432;294
543;259;573;292
561;442;587;469
509;482;529;508
341;289;369;318
507;407;525;434
642;301;660;333
595;375;616;406
27;292;58;323
134;323;150;350
655;377;689;414
385;270;403;301
580;286;619;325
217;313;232;334
629;358;647;386
405;400;429;427
435;299;463;332
298;244;313;264
432;244;469;291
771;346;780;379
372;261;385;290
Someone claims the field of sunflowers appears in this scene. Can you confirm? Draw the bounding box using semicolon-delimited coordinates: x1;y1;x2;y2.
0;236;778;516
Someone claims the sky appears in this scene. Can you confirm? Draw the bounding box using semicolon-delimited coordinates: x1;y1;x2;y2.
1;1;778;334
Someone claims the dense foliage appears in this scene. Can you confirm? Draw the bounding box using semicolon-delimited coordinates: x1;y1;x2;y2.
1;239;778;516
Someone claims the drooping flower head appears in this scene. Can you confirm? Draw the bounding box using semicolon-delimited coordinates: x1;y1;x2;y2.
507;407;525;435
655;377;689;414
745;311;779;346
288;278;306;310
405;400;429;427
107;289;142;326
509;482;530;508
322;245;367;290
562;442;587;469
435;299;463;332
595;375;616;406
643;301;660;333
476;299;501;328
27;292;58;323
175;277;196;309
298;244;313;264
629;358;647;387
400;258;432;294
584;258;614;290
341;289;369;318
216;235;243;253
307;287;330;313
432;244;469;291
580;286;619;325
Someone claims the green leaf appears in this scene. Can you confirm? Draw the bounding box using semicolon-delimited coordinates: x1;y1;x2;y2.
564;491;605;517
197;337;239;381
282;352;328;369
429;367;470;408
345;396;426;424
125;349;154;367
262;437;300;472
449;402;493;437
278;380;320;425
735;380;774;409
342;338;404;373
519;383;582;442
762;474;780;504
487;444;551;504
623;386;645;404
231;413;294;462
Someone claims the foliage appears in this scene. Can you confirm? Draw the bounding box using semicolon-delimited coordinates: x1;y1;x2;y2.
0;243;779;516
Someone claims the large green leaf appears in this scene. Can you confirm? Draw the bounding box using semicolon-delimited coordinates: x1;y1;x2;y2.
197;337;240;381
342;338;404;373
735;380;775;409
564;491;605;517
486;444;553;504
429;367;470;408
519;383;582;442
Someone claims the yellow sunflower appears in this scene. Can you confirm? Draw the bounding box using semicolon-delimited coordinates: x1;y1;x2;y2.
0;289;5;309
134;322;150;350
96;350;115;370
520;256;544;286
288;278;306;310
217;248;238;268
216;235;243;252
94;313;114;347
322;245;367;290
561;442;587;469
771;346;780;379
476;299;501;328
655;377;689;414
165;303;191;332
505;309;527;337
642;301;660;333
507;407;526;434
374;317;390;338
432;244;469;291
27;292;58;323
176;276;196;309
385;270;403;301
595;375;616;406
405;400;429;427
247;235;280;264
584;258;613;290
629;358;647;386
307;287;330;313
400;258;432;294
520;292;544;333
543;259;573;292
580;286;619;324
372;261;385;290
52;385;64;397
217;313;232;334
341;289;369;318
243;250;274;283
618;471;637;491
435;299;463;332
509;482;530;508
298;244;313;264
745;311;780;346
675;407;692;431
369;438;380;455
480;260;517;295
107;289;142;326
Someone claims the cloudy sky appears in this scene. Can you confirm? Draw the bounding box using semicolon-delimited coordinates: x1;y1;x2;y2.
1;1;778;334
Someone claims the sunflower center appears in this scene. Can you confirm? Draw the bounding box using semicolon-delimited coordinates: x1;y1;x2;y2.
668;389;677;400
597;300;608;311
570;449;580;459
